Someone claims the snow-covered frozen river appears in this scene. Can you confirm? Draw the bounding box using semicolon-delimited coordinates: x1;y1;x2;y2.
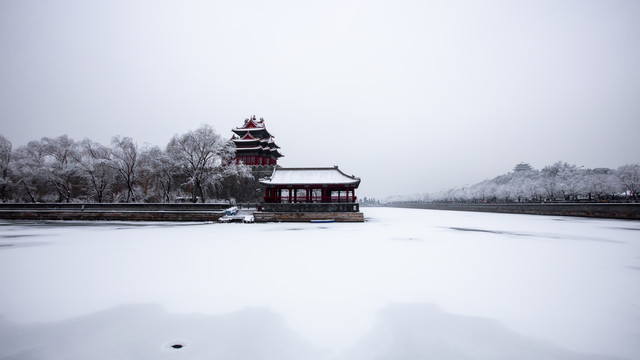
0;207;638;359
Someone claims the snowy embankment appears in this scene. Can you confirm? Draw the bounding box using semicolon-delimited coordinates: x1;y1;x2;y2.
0;208;638;359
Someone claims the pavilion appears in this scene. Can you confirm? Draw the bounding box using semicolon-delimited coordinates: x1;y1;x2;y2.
256;167;363;220
260;166;360;204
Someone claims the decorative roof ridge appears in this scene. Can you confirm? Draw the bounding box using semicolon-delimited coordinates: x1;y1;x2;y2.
264;165;278;181
276;166;340;170
274;166;360;180
233;127;268;131
239;115;265;129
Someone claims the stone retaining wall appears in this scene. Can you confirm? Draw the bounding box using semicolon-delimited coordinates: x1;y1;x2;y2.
260;203;360;213
0;203;238;211
388;203;640;220
0;209;223;222
0;203;233;221
254;212;364;222
0;203;364;222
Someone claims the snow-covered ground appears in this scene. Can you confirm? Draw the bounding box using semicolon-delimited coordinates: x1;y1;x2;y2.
0;207;638;360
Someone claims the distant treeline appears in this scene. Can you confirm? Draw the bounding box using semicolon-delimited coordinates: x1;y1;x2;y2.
421;162;639;203
0;125;260;204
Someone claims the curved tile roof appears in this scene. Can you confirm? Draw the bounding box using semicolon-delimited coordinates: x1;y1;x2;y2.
260;167;360;186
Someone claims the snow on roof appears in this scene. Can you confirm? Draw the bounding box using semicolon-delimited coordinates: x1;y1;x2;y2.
233;137;268;143
235;146;274;151
232;128;273;141
260;167;360;186
233;126;267;132
240;116;265;128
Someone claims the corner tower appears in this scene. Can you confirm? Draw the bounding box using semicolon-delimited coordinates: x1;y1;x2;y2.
231;115;283;166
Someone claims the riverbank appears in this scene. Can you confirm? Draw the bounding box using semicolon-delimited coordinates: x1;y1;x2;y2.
385;202;640;220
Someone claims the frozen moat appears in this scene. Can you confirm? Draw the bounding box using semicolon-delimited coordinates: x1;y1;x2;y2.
0;207;638;359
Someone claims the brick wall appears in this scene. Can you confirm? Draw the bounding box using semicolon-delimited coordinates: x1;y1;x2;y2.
388;203;640;220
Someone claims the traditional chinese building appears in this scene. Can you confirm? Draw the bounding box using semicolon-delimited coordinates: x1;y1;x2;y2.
231;116;282;166
256;166;363;221
260;166;360;203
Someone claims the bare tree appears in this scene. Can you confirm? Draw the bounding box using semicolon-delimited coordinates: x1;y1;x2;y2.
111;136;139;202
541;161;580;201
152;148;180;203
0;135;12;202
137;145;179;203
616;164;640;201
166;125;236;203
524;171;543;202
12;140;47;202
41;135;79;203
76;139;116;203
578;168;618;201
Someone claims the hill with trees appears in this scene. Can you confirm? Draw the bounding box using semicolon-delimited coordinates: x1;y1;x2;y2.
420;162;639;203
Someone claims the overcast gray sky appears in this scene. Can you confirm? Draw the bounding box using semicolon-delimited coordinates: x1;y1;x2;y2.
1;0;639;199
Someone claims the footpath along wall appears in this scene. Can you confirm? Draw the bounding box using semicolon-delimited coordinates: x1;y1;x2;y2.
0;203;235;222
388;202;640;220
0;203;365;222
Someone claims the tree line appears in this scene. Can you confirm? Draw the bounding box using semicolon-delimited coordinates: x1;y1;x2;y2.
422;162;640;203
0;125;258;203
